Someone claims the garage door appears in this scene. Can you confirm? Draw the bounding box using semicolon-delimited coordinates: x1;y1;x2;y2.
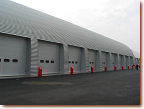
119;55;124;67
130;56;133;66
119;55;122;67
0;34;27;76
38;41;60;74
68;46;81;73
88;49;97;71
111;53;118;67
125;56;129;67
101;52;108;69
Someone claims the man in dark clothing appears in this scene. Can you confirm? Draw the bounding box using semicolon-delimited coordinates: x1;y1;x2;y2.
136;64;139;70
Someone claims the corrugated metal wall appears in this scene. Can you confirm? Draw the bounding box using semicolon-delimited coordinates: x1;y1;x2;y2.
0;0;137;77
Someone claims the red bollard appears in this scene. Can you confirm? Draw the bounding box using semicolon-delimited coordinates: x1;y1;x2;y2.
114;66;117;71
38;66;42;78
128;65;130;70
91;66;94;73
104;66;107;72
70;66;74;75
122;66;124;70
133;64;135;69
132;64;135;69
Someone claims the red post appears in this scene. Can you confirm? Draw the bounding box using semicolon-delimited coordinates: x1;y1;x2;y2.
91;66;94;73
132;64;135;69
114;66;117;71
70;66;74;75
128;65;130;70
122;66;124;70
38;66;42;78
104;66;107;72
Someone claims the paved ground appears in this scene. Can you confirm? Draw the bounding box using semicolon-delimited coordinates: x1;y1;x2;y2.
0;69;140;105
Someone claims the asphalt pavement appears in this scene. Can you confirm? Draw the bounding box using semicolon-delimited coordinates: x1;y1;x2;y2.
0;69;140;105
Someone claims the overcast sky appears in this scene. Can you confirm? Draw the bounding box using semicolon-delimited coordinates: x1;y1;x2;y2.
12;0;140;57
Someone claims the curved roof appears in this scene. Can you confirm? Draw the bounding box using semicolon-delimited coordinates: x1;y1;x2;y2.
0;0;134;56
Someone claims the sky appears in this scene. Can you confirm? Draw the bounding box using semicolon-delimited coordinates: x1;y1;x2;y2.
11;0;140;57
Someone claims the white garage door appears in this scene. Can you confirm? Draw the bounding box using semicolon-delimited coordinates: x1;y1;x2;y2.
88;49;96;71
111;53;118;67
101;52;107;69
38;41;60;74
119;55;122;67
0;34;27;76
125;56;129;67
68;46;81;73
119;55;124;67
130;56;133;66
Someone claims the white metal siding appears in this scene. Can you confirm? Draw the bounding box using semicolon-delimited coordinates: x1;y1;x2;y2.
0;0;136;77
0;0;134;57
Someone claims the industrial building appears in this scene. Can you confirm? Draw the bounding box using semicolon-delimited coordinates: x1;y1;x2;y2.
0;0;137;78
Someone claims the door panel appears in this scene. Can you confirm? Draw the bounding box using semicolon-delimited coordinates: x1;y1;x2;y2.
68;46;81;73
0;35;27;76
38;41;60;74
88;50;96;71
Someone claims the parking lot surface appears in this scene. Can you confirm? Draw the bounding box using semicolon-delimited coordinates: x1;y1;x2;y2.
0;69;140;105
